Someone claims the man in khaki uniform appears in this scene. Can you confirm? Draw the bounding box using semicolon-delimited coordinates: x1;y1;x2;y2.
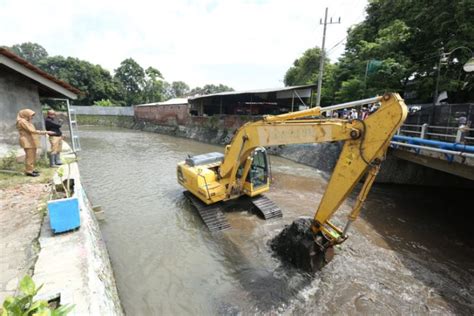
16;109;53;177
45;110;64;167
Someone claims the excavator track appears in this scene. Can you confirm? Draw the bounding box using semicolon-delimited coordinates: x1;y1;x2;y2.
183;191;231;232
251;195;283;220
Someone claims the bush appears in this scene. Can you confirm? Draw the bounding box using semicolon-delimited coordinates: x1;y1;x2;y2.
1;275;74;316
93;99;115;107
0;151;18;171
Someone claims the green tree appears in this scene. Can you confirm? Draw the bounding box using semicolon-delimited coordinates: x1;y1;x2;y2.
335;78;365;101
114;58;146;106
39;56;121;105
161;81;176;100
284;47;323;86
171;81;190;97
202;84;234;94
189;84;234;95
94;99;115;106
145;66;163;80
142;66;165;103
333;17;413;102
287;0;474;103
335;0;474;102
283;47;336;105
9;42;48;65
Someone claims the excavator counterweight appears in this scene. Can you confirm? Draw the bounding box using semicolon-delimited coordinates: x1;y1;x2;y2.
177;93;407;272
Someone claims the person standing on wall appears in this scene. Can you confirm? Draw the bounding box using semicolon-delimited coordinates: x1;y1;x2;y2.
16;109;54;177
45;109;64;167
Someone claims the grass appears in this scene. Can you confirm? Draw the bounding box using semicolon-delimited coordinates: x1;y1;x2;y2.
0;153;56;189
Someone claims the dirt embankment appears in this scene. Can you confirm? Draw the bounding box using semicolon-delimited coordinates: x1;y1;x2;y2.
0;183;49;303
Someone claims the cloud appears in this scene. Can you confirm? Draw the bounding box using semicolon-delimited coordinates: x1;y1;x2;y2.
0;0;367;90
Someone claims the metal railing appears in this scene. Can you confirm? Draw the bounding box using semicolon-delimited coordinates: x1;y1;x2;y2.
392;123;474;160
316;97;474;159
42;97;81;153
391;140;474;159
68;107;81;152
397;123;474;145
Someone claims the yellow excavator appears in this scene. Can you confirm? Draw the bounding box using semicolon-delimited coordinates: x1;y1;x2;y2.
177;93;407;271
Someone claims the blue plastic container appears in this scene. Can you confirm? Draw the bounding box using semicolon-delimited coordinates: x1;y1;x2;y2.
48;197;80;234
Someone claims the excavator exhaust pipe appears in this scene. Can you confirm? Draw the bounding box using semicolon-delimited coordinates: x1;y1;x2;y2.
270;218;334;273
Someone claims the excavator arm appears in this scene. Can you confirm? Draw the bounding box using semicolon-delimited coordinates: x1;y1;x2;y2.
178;93;407;271
311;93;407;246
219;94;406;219
220;119;360;197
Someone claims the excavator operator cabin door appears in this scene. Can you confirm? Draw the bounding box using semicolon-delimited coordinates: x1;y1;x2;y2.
247;148;269;190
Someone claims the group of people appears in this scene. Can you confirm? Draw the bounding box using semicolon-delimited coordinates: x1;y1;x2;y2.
16;109;64;177
331;103;379;120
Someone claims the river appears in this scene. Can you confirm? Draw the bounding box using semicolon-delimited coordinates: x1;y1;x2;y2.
78;126;474;315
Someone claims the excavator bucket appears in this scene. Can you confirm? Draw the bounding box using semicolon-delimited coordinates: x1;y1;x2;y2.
270;218;334;273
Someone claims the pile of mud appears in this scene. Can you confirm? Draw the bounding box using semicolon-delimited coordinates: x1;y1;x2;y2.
270;217;330;273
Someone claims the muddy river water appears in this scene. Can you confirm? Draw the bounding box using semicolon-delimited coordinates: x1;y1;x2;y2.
78;127;474;315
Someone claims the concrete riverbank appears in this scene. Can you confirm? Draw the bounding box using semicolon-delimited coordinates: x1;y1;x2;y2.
0;144;123;315
72;105;135;129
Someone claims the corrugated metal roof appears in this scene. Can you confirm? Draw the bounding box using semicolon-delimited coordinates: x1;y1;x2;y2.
135;97;189;107
188;84;316;101
0;48;82;96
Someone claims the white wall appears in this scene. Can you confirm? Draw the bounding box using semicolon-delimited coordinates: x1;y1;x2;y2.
71;106;134;116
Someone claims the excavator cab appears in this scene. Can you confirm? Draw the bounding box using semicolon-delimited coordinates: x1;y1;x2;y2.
241;148;270;196
249;148;269;187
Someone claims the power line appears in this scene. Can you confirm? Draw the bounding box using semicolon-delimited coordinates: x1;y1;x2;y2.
327;37;346;54
324;9;366;57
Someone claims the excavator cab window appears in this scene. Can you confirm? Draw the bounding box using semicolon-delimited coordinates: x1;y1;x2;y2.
247;149;269;188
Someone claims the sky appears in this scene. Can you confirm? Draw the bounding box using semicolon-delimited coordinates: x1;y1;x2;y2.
0;0;368;90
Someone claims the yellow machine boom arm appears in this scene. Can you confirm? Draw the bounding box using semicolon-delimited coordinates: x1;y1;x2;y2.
218;93;407;241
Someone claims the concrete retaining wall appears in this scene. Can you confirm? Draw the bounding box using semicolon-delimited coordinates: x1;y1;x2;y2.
135;103;259;130
77;115;135;128
135;104;189;125
72;105;136;129
33;144;123;315
72;106;134;116
376;150;473;187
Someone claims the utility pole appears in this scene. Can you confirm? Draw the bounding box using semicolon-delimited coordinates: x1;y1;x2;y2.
316;7;340;107
431;48;445;124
